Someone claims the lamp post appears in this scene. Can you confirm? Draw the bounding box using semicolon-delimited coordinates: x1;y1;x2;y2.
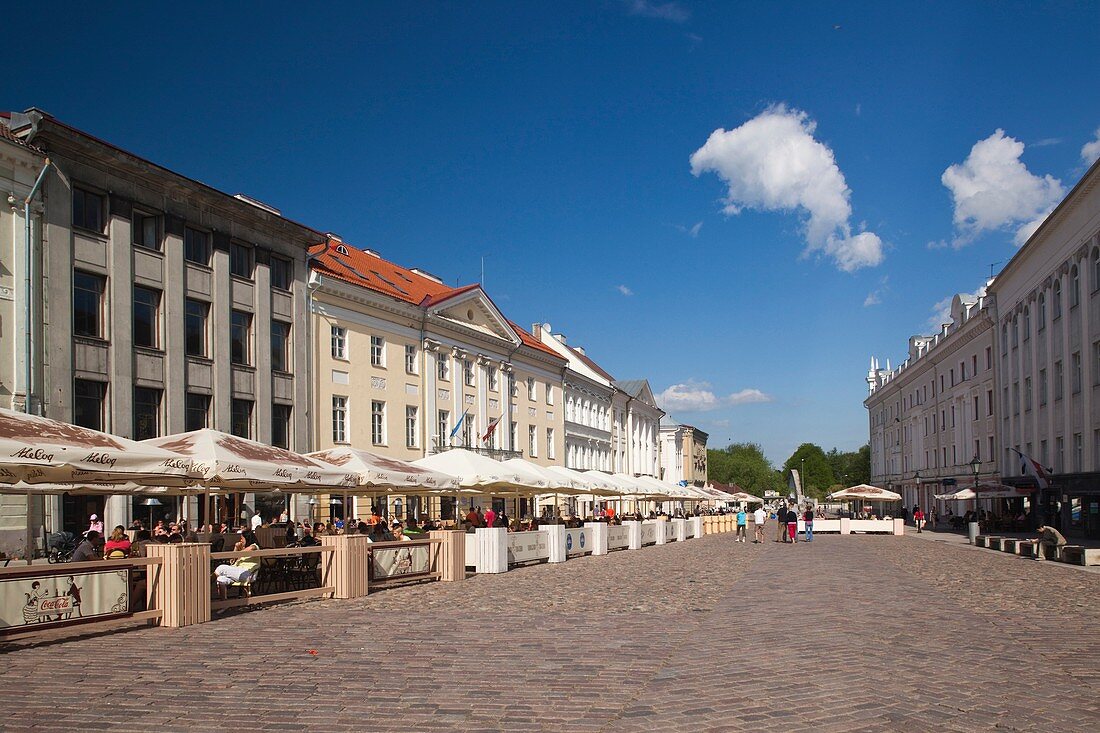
914;470;922;529
968;455;982;544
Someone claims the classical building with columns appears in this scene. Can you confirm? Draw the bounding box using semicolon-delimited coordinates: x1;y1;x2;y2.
658;416;709;487
1;109;318;539
611;379;663;477
308;237;567;517
988;157;1100;538
865;290;999;511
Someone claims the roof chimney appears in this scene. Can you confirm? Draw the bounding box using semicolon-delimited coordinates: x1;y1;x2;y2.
574;346;586;355
553;333;566;344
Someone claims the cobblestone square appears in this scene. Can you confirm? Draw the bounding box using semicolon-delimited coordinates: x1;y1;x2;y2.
2;533;1098;732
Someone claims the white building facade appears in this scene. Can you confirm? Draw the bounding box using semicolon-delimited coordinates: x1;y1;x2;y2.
865;289;999;512
612;379;663;477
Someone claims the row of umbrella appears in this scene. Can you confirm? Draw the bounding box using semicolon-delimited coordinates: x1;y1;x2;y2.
0;408;726;503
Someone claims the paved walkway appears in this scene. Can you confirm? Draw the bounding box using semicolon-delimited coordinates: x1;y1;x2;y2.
3;531;1099;731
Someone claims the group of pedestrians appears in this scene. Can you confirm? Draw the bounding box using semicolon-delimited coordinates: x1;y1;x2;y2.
730;503;814;544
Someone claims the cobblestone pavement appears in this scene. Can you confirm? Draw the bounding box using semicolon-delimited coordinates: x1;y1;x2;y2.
3;531;1099;732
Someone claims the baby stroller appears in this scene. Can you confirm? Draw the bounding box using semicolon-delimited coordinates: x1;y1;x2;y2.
46;531;77;563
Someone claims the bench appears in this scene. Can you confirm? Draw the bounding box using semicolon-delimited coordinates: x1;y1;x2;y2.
1018;540;1038;558
974;535;999;548
988;537;1008;551
1001;538;1024;554
1060;546;1087;565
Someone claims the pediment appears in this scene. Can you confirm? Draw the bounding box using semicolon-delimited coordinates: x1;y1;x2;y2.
429;287;520;345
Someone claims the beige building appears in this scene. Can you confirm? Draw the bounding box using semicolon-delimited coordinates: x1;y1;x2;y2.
308;237;567;519
658;417;709;487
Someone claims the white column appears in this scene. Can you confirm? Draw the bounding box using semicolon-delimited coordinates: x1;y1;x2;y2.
544;523;567;563
474;527;508;573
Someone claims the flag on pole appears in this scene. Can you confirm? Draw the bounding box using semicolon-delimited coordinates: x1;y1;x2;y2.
481;416;501;443
449;409;469;440
1012;448;1050;489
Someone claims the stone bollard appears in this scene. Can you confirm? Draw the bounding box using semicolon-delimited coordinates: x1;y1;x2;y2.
968;521;979;544
623;520;642;550
475;527;509;573
430;530;466;582
585;522;609;556
145;542;211;628
654;518;669;545
893;518;905;536
319;533;371;599
544;524;567;562
672;518;687;542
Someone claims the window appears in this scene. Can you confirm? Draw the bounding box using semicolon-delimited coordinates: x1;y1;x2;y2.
510;421;517;451
1095;341;1100;385
331;326;347;360
437;352;450;380
73;271;106;338
332;396;349;443
1037;293;1046;330
370;335;385;367
1054;360;1064;401
132;387;161;440
184;227;210;265
463;359;475;387
950;368;955;387
1012;383;1019;415
1056;437;1064;473
230;311;252;365
1072;351;1082;394
133;212;159;251
1024;377;1032;411
545;383;554;405
462;416;473;447
1071;266;1080;307
438;410;449;445
371;400;386;445
527;377;536;401
73;380;106;431
528;424;537;457
72;188;104;233
1011;316;1019;348
971;354;977;376
230;242;253;279
1001;324;1008;354
1039;369;1047;406
1053;280;1062;319
546;428;555;459
405;406;418;448
270;256;292;291
488;366;498;392
972;395;979;419
231;399;253;439
185;299;209;357
271;321;291;372
988;436;995;464
271;404;292;449
1022;307;1030;341
1074;433;1083;472
132;286;161;349
185;393;210;432
405;344;417;374
975;438;981;461
985;346;992;370
509;374;517;398
1094;249;1100;293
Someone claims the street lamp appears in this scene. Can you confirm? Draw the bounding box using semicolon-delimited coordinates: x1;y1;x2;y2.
968;455;982;543
307;497;318;525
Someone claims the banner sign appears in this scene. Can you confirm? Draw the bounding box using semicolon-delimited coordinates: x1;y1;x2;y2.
1;568;130;635
507;531;549;564
370;543;431;581
640;523;658;545
564;528;590;557
607;525;630;549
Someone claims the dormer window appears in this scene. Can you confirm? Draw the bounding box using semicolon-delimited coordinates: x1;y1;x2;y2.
336;244;350;256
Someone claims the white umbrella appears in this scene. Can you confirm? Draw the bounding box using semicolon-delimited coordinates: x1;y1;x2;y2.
935;484;1033;500
501;458;580;493
413;449;542;494
827;484;902;501
308;447;459;493
725;490;765;504
0;408;202;486
143;429;356;490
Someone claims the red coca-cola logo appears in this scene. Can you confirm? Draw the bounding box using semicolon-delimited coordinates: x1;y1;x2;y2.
38;597;72;612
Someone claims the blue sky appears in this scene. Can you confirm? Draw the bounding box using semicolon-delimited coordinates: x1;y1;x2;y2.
6;1;1099;463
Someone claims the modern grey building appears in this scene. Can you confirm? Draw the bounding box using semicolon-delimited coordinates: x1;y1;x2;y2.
3;109;321;534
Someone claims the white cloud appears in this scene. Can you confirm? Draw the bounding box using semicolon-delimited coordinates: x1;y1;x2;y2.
625;0;690;23
689;221;703;237
657;380;772;412
941;129;1065;248
690;104;884;272
1082;127;1100;166
926;283;988;331
617;284;634;296
863;276;889;307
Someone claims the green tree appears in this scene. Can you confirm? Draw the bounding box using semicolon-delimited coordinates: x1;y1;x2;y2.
707;443;784;495
782;443;835;499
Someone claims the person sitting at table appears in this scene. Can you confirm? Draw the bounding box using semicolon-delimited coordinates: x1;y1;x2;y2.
403;517;425;535
214;529;260;599
298;525;320;547
391;520;410;541
464;507;480;531
128;519;145;531
130;529;153;557
494;511;509;529
370;506;383;525
367;522;393;543
103;526;132;558
70;531;103;562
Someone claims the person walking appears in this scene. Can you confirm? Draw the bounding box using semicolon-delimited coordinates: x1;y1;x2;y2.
803;505;814;542
913;505;924;534
735;507;747;543
774;505;785;543
786;504;799;544
753;505;766;543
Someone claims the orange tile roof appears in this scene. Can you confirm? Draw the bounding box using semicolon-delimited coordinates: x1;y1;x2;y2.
569;345;616;381
309;239;563;360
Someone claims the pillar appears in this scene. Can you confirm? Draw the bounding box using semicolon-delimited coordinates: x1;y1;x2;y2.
654;518;669;545
430;529;466;581
840;517;852;535
475;527;508;573
319;533;370;599
585;522;609;556
672;518;687;542
145;542;210;628
623;520;642;550
689;516;702;538
544;524;567;563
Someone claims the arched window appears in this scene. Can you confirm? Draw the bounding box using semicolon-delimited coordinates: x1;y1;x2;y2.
1022;306;1030;341
1071;265;1080;307
1001;324;1008;354
1012;315;1019;347
1037;292;1046;331
1093;248;1100;294
335;244;350;256
1053;279;1063;319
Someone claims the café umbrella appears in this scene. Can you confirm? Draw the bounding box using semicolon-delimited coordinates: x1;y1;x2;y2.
414;449;544;524
0;407;202;486
828;484;902;518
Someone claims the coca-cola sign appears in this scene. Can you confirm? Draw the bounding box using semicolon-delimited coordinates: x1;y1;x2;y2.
1;568;130;635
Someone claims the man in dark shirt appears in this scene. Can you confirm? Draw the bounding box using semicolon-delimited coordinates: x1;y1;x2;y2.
70;531;102;562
